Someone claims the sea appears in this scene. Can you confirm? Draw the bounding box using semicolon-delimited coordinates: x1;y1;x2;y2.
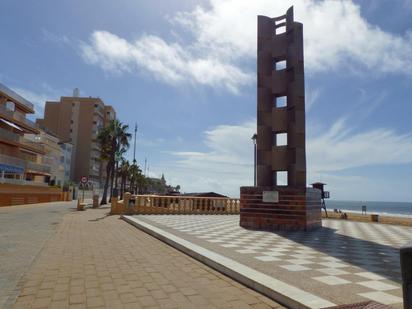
326;200;412;218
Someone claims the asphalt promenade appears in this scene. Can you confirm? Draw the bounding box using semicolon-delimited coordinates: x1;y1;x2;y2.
3;203;283;309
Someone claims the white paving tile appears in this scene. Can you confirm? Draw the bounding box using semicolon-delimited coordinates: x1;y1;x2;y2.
280;265;310;272
357;280;399;291
236;249;257;254
358;291;403;305
316;268;349;276
287;259;314;265
313;276;351;285
318;262;348;268
354;272;386;281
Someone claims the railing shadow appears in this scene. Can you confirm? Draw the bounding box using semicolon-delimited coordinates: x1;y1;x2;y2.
270;222;405;283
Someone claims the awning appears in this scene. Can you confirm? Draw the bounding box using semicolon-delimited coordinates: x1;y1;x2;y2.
0;163;24;174
0;118;23;131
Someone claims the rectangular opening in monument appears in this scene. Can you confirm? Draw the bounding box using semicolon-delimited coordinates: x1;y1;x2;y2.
275;60;286;70
276;25;286;35
276;171;288;186
275;96;287;107
275;133;287;146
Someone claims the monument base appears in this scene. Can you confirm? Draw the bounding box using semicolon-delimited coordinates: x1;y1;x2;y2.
240;186;322;231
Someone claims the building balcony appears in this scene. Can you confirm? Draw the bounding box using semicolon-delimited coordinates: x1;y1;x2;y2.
0;153;25;170
0;83;34;113
0;126;45;154
0;177;48;186
26;161;51;175
91;142;100;151
0;126;20;143
89;166;100;177
0;153;51;176
19;138;45;153
0;105;38;133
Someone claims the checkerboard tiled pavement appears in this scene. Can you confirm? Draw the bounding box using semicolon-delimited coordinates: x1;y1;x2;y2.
135;215;412;308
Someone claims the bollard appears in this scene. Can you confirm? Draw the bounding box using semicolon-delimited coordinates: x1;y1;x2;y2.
123;192;132;215
92;195;99;208
400;241;412;309
371;214;379;222
110;197;118;215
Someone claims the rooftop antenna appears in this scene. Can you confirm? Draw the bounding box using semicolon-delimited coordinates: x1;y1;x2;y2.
133;123;137;164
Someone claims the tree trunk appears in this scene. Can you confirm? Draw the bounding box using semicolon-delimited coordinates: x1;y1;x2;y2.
109;160;115;202
100;161;112;205
114;161;119;190
120;174;125;200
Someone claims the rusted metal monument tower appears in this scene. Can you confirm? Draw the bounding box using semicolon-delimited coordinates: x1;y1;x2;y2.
240;7;322;231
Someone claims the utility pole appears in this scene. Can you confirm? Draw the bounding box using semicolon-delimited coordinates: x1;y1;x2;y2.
133;123;137;164
144;158;147;176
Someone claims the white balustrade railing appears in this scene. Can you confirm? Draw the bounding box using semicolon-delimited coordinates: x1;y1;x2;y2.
118;194;240;215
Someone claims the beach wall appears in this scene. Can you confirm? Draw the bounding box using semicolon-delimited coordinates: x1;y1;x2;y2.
0;183;62;206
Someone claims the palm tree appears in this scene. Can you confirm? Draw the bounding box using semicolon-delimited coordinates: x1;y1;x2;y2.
118;159;130;199
110;122;130;201
97;125;114;205
97;119;131;205
128;163;143;194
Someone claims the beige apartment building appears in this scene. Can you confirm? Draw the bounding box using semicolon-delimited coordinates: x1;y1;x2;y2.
36;92;116;187
0;83;51;185
24;130;73;187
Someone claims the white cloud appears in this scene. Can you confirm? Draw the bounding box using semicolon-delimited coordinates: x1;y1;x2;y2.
81;31;252;93
80;0;412;92
175;0;412;73
307;118;412;172
161;118;412;199
306;87;321;111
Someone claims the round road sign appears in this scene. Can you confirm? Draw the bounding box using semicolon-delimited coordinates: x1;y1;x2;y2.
80;176;88;184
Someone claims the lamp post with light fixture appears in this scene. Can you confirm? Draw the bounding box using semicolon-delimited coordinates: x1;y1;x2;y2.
251;133;257;186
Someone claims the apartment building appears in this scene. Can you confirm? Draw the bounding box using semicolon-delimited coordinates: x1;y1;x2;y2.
24;130;73;186
0;83;51;185
36;92;116;187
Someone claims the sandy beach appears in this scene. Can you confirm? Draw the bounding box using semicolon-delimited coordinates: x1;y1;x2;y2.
323;210;412;227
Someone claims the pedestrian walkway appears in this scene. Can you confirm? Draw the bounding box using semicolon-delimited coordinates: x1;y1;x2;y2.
11;207;283;309
0;201;76;309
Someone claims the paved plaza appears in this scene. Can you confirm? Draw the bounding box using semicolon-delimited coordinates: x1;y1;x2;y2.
5;204;283;309
130;215;412;308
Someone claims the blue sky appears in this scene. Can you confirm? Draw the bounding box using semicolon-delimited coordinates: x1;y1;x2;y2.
1;0;412;201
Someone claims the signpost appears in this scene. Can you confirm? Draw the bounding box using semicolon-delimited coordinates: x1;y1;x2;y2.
80;176;88;202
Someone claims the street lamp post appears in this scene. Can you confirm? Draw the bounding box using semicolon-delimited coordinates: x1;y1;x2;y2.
251;133;257;186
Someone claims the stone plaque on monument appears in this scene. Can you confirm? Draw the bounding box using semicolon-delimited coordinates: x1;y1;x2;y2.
262;191;279;203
